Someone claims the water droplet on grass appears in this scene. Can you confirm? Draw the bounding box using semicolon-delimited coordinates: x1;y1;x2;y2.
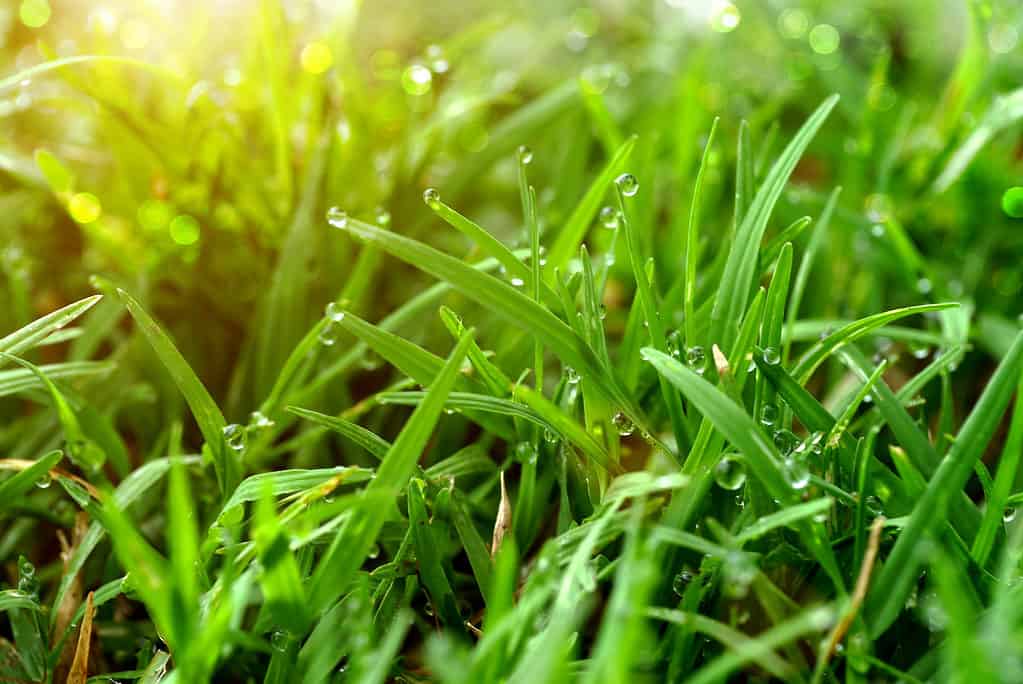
714;455;746;490
760;404;778;427
686;345;707;374
599;205;619;229
401;63;432;96
223;424;247;451
517;145;533;165
612;412;635;436
615;173;639;197
672;568;694;596
1004;507;1017;523
248;411;274;432
773;429;797;455
325;302;346;323
326;206;348;228
423;187;442;210
271;630;290;652
762;347;780;365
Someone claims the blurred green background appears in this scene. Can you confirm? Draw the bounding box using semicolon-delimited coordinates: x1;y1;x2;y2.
1;0;1022;449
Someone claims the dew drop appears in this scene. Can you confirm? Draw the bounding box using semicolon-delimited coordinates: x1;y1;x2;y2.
685;345;707;374
565;366;580;384
722;551;756;599
773;429;797;456
318;322;338;346
783;456;810;490
223;423;247;452
35;473;52;489
423;187;442;210
672;568;694;596
517;145;533;165
510;276;525;287
271;630;290;652
375;207;391;226
759;404;778;427
612;411;635;437
425;44;449;74
1004;507;1017;523
326;206;348;228
514;442;537;464
714;454;746;491
248;411;275;433
666;330;683;360
615;173;639;197
325;301;346;323
599;205;619;229
865;495;884;516
401;63;432;96
762;346;781;365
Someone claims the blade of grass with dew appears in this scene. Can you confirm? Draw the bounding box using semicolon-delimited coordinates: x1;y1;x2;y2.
784;187;841;363
711;96;838;352
791;302;958;384
332;217;648;431
548;136;636;270
617;175;689;456
408;479;461;626
643;348;845;591
974;375;1023;567
0;295;102;366
307;330;473;610
119;290;239;498
865;329;1023;636
0;450;62;511
285;407;391;460
840;346;981;542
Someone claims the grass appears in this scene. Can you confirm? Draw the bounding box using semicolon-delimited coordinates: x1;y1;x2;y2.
3;0;1023;682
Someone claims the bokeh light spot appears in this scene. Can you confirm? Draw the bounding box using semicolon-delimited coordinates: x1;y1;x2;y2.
809;24;840;54
1003;187;1023;219
69;193;102;224
710;1;740;33
169;214;201;245
300;42;333;75
401;64;432;96
20;0;51;28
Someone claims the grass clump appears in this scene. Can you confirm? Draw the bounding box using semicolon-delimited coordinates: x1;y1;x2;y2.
3;1;1023;682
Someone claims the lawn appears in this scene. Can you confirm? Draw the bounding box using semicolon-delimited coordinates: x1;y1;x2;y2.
2;0;1023;682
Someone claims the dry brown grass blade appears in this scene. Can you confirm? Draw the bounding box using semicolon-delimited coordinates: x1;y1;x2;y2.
52;512;89;683
491;471;512;557
67;591;96;684
822;516;885;660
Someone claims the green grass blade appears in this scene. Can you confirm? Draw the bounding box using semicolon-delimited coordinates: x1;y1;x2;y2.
118;289;239;498
711;95;838;351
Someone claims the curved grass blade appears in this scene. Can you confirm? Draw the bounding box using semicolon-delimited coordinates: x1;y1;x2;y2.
286;407;391;460
0;450;63;512
331;217;646;431
791;303;957;384
0;295;102;366
118;289;239;498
